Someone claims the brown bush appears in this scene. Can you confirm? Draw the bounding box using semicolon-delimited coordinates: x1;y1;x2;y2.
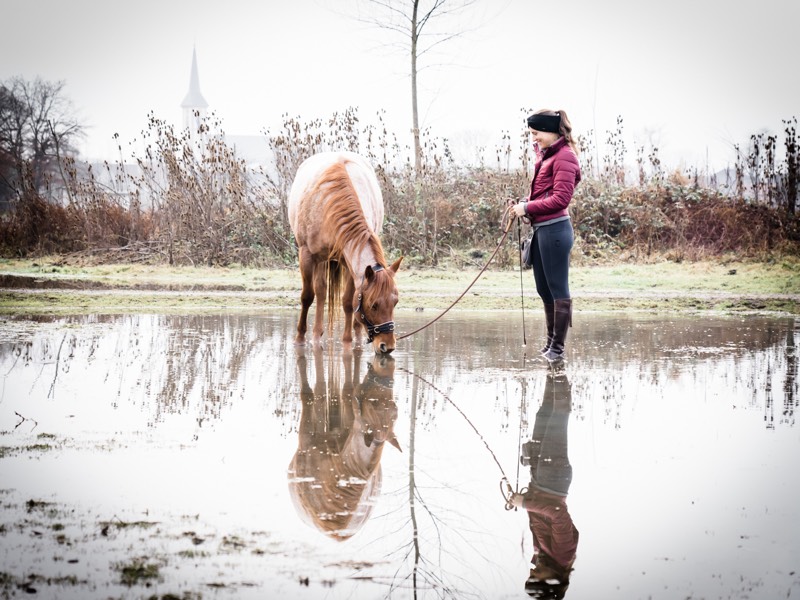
0;191;84;256
1;110;798;266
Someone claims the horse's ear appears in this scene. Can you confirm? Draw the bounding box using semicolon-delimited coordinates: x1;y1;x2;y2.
389;256;404;274
388;434;402;452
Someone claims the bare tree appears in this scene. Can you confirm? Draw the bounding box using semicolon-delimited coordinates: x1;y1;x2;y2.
0;76;83;206
0;84;24;208
354;0;482;179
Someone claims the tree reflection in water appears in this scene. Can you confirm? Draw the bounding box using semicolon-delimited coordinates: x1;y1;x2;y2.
0;313;797;599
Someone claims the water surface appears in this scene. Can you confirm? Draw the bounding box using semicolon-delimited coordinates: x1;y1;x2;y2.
0;311;797;599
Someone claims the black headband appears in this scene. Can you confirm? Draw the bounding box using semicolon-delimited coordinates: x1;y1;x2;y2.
527;113;561;133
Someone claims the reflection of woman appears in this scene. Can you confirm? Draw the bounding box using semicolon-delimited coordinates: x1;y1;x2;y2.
287;348;399;540
509;372;578;599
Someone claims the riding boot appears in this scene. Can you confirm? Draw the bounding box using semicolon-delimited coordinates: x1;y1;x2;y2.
543;299;572;363
540;303;555;355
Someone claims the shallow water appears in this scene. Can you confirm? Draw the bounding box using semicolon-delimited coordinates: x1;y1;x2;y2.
0;311;798;599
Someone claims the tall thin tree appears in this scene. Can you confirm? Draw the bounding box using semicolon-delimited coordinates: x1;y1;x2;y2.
355;0;481;179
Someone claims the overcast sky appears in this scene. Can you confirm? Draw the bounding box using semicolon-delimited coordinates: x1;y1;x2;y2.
2;0;797;172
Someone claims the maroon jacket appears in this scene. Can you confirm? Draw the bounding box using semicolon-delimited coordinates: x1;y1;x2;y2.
522;490;579;570
523;137;581;224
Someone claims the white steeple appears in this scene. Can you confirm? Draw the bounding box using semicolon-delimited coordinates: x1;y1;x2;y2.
181;46;208;133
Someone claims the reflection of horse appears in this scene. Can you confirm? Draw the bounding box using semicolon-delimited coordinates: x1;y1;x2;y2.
287;347;399;541
287;151;402;354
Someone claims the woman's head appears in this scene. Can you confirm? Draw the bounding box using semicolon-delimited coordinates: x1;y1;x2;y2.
527;109;577;153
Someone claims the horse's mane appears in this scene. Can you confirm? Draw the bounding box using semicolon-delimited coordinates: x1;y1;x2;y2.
315;160;386;267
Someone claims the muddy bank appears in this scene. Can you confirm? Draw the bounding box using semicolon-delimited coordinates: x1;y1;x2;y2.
0;273;249;292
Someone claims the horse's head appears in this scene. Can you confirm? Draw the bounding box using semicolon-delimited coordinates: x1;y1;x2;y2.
356;256;403;354
357;356;400;451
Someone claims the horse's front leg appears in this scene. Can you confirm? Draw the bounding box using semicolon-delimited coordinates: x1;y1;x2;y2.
342;275;356;348
311;261;327;344
295;248;315;345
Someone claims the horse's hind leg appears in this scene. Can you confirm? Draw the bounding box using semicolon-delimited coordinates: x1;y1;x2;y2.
295;248;314;345
311;261;327;344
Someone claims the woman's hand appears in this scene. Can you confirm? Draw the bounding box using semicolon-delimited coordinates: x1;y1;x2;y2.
511;202;528;218
509;493;526;508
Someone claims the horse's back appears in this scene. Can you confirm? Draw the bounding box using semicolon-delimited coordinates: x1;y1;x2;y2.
288;151;383;242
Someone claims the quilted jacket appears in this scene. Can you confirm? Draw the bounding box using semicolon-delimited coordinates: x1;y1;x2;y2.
524;137;581;224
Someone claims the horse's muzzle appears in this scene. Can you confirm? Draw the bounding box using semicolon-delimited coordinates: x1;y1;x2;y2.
373;333;396;355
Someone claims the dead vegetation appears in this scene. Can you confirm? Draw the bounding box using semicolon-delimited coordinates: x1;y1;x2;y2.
1;108;798;268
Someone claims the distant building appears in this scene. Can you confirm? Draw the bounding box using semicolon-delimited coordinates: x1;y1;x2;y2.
180;47;271;167
181;46;209;135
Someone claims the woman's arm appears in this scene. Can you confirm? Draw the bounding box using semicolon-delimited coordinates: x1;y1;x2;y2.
525;150;580;217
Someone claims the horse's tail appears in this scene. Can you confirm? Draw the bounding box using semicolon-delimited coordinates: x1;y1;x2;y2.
326;258;346;337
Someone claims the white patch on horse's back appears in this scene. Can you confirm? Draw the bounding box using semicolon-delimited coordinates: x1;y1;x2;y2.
343;154;383;233
287;151;383;237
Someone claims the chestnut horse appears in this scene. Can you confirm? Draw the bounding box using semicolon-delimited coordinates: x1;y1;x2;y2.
288;151;402;354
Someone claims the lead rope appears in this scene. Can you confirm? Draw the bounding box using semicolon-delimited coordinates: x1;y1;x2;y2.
397;206;517;341
515;214;528;501
511;369;529;511
517;215;527;347
401;367;509;478
398;365;517;509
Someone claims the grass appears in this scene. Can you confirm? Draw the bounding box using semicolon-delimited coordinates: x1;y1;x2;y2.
114;557;163;586
0;256;798;315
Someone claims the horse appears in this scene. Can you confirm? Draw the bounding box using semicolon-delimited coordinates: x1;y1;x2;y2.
287;151;402;354
287;347;399;540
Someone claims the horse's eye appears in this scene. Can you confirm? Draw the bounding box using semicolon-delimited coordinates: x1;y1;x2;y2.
371;303;378;311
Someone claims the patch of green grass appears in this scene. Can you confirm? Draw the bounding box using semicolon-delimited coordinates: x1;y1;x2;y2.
219;534;247;552
25;499;54;512
114;557;164;586
24;444;53;453
0;258;797;315
0;443;58;458
177;549;210;559
100;519;159;535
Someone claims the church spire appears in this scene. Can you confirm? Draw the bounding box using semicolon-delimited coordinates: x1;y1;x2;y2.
181;46;208;132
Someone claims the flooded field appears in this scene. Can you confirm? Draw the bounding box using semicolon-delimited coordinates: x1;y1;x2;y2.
0;311;798;599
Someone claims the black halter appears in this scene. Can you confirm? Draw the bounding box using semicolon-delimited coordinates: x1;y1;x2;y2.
356;264;395;343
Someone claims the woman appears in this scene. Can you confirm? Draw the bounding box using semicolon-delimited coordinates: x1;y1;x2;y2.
510;109;581;362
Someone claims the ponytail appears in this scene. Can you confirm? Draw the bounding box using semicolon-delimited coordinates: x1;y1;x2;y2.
555;110;579;155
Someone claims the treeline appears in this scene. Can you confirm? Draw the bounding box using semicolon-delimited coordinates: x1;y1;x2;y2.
1;77;798;266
